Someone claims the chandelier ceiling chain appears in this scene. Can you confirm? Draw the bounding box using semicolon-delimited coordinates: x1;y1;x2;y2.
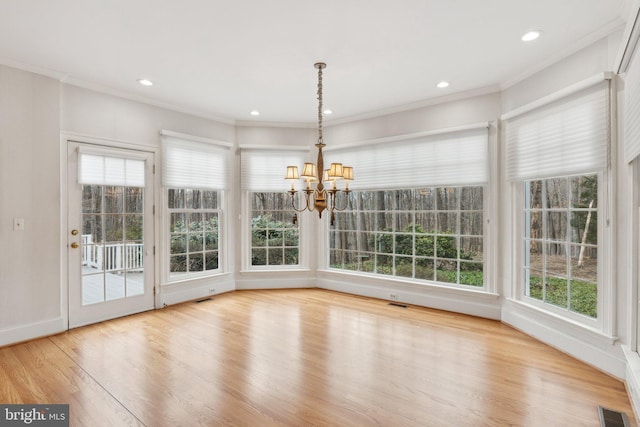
317;63;324;146
284;62;354;226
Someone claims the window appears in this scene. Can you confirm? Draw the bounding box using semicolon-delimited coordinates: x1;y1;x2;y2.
168;189;221;278
330;187;484;287
250;192;299;266
162;131;231;282
504;77;610;325
241;147;309;269
325;125;489;288
523;175;598;318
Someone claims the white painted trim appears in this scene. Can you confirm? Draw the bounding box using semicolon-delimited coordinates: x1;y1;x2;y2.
0;317;65;347
503;298;624;378
317;271;501;320
486;121;500;295
623;345;640;421
61;79;236;125
630;160;640;351
160;130;232;147
235;275;316;290
606;78;618;337
501;72;614;120
616;0;640;73
235;120;316;129
62;131;158;150
324;86;501;126
59;135;69;330
161;277;235;306
322;122;489;152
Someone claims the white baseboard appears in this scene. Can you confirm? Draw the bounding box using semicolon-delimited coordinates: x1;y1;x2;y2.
161;277;235;306
503;299;625;378
235;275;316;290
623;346;640;421
317;271;502;320
0;317;65;347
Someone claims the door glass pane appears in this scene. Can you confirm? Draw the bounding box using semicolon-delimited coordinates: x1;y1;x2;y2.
81;184;145;305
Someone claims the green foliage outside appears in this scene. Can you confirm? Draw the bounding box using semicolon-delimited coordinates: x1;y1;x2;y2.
332;224;483;286
373;224;473;259
170;215;219;272
251;215;298;266
529;276;596;318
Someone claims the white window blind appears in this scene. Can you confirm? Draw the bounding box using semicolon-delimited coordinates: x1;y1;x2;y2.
324;127;488;190
162;134;230;190
78;153;145;187
241;149;309;191
625;49;640;163
505;80;610;181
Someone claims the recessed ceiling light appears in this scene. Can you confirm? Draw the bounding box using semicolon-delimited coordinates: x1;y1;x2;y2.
436;81;450;89
521;31;541;42
250;110;260;116
137;78;153;86
323;109;333;115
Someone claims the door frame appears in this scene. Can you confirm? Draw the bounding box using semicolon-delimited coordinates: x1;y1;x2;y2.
61;133;160;329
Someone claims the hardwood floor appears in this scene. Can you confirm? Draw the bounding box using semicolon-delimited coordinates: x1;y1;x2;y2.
0;288;636;426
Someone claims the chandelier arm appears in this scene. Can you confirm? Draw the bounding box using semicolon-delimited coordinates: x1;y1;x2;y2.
306;190;317;212
288;190;312;213
331;190;352;212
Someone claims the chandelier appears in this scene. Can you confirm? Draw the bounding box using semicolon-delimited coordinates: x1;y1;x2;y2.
285;62;354;226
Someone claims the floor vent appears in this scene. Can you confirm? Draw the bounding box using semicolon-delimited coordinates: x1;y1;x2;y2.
195;297;213;303
598;406;629;427
388;302;408;308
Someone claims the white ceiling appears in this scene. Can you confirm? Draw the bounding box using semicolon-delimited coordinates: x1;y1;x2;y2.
0;0;632;123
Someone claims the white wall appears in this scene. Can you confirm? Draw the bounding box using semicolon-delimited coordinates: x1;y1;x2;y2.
324;91;502;144
0;65;62;345
62;84;234;145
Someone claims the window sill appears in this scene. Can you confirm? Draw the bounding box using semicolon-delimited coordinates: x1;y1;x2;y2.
503;298;617;347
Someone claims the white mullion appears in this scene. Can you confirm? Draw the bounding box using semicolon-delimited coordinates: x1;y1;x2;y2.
542;180;548;304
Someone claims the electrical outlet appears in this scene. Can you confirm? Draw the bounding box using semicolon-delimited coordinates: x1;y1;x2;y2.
389;293;398;301
13;218;24;231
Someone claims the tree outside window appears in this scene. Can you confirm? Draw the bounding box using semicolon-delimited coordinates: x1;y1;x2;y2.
524;174;598;318
330;187;484;287
168;188;220;278
250;192;299;266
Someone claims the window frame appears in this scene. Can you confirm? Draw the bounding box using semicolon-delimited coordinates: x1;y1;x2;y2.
163;187;224;284
327;185;488;290
242;190;310;272
512;171;612;331
163;188;225;284
159;131;232;286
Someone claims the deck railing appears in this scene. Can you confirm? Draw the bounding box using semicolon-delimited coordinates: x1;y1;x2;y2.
82;235;144;271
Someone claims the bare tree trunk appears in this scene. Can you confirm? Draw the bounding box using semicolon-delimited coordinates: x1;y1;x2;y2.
577;200;594;267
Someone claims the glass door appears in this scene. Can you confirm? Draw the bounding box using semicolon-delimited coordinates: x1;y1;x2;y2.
67;142;155;328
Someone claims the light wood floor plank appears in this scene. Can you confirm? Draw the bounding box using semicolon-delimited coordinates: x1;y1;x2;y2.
1;289;636;426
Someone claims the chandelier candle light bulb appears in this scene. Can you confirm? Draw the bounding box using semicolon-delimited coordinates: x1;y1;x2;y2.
284;62;354;225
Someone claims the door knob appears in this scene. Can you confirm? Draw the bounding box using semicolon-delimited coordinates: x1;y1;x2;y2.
70;242;79;249
71;229;79;236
